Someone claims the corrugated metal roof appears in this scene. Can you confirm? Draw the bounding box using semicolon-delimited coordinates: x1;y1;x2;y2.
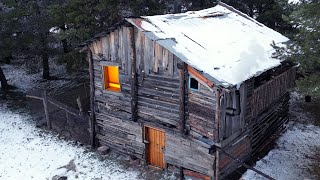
126;2;289;88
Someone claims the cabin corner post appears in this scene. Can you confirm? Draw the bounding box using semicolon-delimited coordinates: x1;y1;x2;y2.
178;62;187;135
214;88;222;180
129;27;138;122
88;49;96;148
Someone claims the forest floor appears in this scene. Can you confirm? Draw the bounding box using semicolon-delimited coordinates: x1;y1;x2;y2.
0;61;320;180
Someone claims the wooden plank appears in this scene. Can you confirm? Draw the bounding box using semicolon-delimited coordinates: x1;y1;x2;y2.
188;66;214;88
42;90;51;130
179;62;187;135
88;50;96;148
129;27;138;122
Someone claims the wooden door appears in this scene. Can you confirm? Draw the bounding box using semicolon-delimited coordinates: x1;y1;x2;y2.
145;126;165;168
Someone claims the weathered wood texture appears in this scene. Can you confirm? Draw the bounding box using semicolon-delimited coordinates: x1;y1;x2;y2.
216;65;296;178
251;67;296;118
96;112;145;158
165;133;215;176
251;92;290;155
219;83;247;142
219;135;251;178
188;83;217;140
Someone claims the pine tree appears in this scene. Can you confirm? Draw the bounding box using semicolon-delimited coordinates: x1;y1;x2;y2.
273;0;320;96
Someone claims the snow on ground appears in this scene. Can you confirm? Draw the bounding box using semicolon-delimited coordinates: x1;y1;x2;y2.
0;104;139;180
2;58;81;93
242;122;320;180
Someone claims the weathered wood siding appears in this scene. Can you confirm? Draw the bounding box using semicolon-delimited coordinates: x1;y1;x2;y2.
219;135;251;178
187;84;217;140
219;83;247;142
165;133;215;176
89;25;217;175
129;27;181;128
251;67;296;118
89;26;145;158
216;65;295;178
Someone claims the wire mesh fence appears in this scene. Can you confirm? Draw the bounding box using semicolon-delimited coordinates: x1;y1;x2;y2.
27;83;91;145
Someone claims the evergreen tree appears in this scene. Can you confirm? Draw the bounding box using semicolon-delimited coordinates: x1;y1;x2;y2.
222;0;293;34
274;0;320;96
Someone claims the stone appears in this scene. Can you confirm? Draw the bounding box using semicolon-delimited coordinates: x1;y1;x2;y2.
97;146;110;155
52;175;68;180
129;159;141;166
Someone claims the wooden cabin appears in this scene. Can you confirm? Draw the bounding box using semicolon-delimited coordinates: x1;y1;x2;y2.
79;2;296;179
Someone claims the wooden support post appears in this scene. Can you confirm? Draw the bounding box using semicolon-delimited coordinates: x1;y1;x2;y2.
42;90;51;130
76;96;83;115
215;149;220;180
214;89;222;180
130;27;138;122
88;49;96;148
179;167;184;180
65;111;70;125
178;62;187;135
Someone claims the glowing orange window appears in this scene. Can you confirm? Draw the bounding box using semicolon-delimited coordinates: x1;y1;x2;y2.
103;66;120;92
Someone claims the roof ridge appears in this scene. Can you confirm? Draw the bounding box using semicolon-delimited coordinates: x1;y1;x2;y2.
217;2;263;27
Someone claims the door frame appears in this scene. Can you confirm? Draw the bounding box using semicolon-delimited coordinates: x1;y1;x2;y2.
144;125;166;169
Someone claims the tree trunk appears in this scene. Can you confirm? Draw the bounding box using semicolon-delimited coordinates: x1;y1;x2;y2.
42;51;50;79
41;33;50;80
4;54;13;64
60;25;70;54
0;66;9;90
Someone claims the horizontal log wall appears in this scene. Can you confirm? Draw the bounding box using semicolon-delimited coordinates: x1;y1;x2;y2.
251;92;290;155
90;26;144;158
132;27;181;128
219;135;251;178
188;84;216;140
165;132;215;176
89;25;219;177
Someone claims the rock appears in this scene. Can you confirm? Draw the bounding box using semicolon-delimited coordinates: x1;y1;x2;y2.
52;175;68;180
129;159;141;166
65;159;76;172
167;165;180;174
97;146;110;155
50;168;68;180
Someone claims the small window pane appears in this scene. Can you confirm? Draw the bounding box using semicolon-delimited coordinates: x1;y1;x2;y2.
190;77;199;91
103;66;120;92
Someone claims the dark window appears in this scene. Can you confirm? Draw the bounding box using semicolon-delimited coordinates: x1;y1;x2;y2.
189;77;199;91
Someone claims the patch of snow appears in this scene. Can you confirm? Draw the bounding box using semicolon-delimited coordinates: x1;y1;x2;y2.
127;2;289;87
288;0;302;4
0;105;139;180
242;122;320;180
1;59;76;93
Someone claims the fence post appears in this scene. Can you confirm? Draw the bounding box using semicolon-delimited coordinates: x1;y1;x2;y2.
42;90;51;130
76;97;83;115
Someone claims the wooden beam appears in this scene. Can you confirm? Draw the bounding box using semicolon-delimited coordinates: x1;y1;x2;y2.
130;27;138;122
188;66;214;88
179;62;187;135
26;94;43;101
88;49;96;148
42;90;51;130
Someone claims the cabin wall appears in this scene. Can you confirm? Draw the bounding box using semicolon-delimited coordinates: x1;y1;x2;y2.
131;29;181;128
216;65;296;178
90;26;145;158
89;25;217;177
218;83;248;143
187;83;217;140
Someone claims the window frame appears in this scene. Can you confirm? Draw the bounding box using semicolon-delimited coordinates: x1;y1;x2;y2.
102;65;121;92
188;76;200;92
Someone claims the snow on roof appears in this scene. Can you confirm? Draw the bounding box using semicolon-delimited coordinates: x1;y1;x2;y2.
126;2;289;88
